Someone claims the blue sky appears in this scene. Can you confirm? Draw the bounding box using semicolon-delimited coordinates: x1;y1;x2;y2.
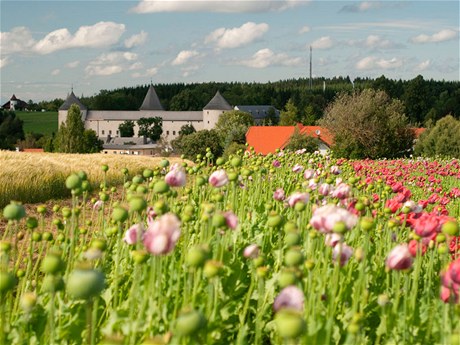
1;1;459;104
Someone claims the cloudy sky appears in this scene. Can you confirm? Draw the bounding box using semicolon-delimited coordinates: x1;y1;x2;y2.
1;0;458;103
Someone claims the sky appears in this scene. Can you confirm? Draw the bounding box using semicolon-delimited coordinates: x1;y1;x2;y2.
0;0;459;104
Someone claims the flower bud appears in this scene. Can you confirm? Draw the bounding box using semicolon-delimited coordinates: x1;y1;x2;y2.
20;292;37;312
65;174;82;190
174;309;206;336
274;309;306;339
284;249;304;267
442;221;459;236
203;260;223;278
66;269;105;300
3;202;26;221
41;275;64;293
0;271;16;294
186;247;208;267
41;254;64;275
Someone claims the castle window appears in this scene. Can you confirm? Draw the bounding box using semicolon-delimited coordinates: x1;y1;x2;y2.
207;111;209;114
109;130;112;135
102;130;105;135
166;131;170;135
173;131;176;135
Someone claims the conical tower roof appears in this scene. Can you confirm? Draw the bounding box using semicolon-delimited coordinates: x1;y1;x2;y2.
203;91;232;110
59;91;87;111
140;84;163;110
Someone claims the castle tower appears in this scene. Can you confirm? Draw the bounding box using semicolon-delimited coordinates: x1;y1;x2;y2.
58;91;88;127
202;91;232;130
10;95;18;111
139;84;163;110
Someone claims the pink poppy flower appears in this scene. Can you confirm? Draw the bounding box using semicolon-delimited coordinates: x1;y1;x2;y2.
331;183;351;199
303;169;315;180
292;164;303;173
224;211;238;230
286;192;309;207
386;244;413;270
325;233;342;247
243;244;260;259
272;160;281;168
318;183;331;196
310;204;357;234
124;223;144;245
165;163;186;187
273;188;286;201
332;243;353;266
209;170;229;188
143;213;181;255
273;285;305;312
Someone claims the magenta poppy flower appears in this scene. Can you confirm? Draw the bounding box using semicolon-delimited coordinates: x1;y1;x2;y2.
292;164;303;173
124;223;144;245
209;170;229;188
273;285;305;312
386;244;413;270
272;160;281;168
165;163;186;187
143;213;181;255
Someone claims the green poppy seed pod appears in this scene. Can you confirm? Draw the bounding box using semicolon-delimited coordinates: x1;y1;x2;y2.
186;247;208;268
228;172;238;181
203;260;223;278
441;221;459;236
196;176;206;186
153;180;170;194
278;270;297;288
66;269;105;300
284;249;304;267
32;232;41;242
37;205;47;214
294;202;306;212
212;213;226;228
129;196;147;213
216;157;225;166
436;233;446;243
3;202;26;221
437;243;448;254
360;217;375;232
65;174;82;190
132;175;144;185
305;259;315;270
131;250;149;264
20;292;37;312
0;271;16;294
275;310;306;339
143;169;153;179
42;275;64;293
16;269;25;278
230;156;242;167
253;256;264;268
284;221;298;233
101;164;109;172
61;207;71;219
26;217;38;229
41;254;64;275
52;204;60;213
267;213;283;228
112;206;128;223
42;232;53;241
91;239;107;251
0;241;12;253
332;221;347;234
256;266;269;278
285;232;301;247
99;192;110;202
175;309;206;336
121;167;129;175
377;294;390;307
160;159;170;168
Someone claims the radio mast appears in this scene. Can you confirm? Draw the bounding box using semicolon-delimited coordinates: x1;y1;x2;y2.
309;46;312;90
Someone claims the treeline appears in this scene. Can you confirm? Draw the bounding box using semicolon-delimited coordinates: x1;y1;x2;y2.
33;75;459;125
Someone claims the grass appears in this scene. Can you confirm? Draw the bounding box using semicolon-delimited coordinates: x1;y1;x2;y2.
0;151;187;208
15;111;58;136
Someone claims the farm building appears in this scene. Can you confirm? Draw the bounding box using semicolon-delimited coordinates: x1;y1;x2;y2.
2;94;28;111
246;124;333;155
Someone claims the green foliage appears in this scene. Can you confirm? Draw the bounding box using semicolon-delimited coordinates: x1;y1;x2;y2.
284;128;319;152
261;107;279;126
214;110;254;149
83;129;104;153
414;115;460;158
222;142;246;160
279;99;298;126
320;89;415;159
0;109;24;150
137;117;163;141
171;129;223;160
179;124;196;136
55;104;86;153
118;120;135;137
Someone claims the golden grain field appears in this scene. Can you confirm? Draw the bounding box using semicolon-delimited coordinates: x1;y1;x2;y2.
0;151;186;207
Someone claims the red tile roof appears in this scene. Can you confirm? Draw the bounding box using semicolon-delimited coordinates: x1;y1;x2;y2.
246;124;333;155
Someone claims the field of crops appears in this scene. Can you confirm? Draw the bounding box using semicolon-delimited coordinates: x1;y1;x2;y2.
1;150;459;345
15;111;58;136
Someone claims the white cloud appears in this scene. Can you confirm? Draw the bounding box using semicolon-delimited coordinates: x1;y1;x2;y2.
181;65;200;77
411;29;458;44
340;1;386;13
299;26;311;34
0;26;36;54
311;36;334;49
146;67;158;76
205;22;269;49
131;0;306;13
66;60;80;68
128;62;143;70
347;35;403;49
34;22;126;54
239;48;303;68
414;60;430;72
85;52;138;76
51;69;60;76
124;30;148;48
356;56;403;70
171;50;199;65
0;57;10;69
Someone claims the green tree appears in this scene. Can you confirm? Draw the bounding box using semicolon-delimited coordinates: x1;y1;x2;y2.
279;98;297;126
0;109;24;150
179;124;196;136
261;107;279;126
301;105;316;125
320;89;415;159
119;120;135;137
284;128;319;152
55;104;86;153
403;75;431;124
171;129;223;161
214;110;254;149
83;129;103;153
414;115;460;158
137;117;163;141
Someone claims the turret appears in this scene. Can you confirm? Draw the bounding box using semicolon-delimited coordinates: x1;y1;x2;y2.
58;91;88;127
202;91;232;130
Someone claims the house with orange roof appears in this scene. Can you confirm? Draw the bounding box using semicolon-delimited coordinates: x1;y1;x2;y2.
246;124;332;155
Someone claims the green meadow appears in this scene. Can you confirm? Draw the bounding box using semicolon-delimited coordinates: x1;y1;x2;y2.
15;111;58;136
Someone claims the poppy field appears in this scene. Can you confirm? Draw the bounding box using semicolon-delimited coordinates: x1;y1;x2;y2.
1;150;459;345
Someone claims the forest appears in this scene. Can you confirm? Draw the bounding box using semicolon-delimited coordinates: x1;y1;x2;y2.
36;75;459;126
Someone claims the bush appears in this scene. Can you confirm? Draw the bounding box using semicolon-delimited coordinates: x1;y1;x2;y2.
284;128;319;152
320;89;415;159
414;115;460;158
171;129;223;161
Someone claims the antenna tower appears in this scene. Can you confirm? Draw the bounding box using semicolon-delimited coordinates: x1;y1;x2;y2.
309;46;312;90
